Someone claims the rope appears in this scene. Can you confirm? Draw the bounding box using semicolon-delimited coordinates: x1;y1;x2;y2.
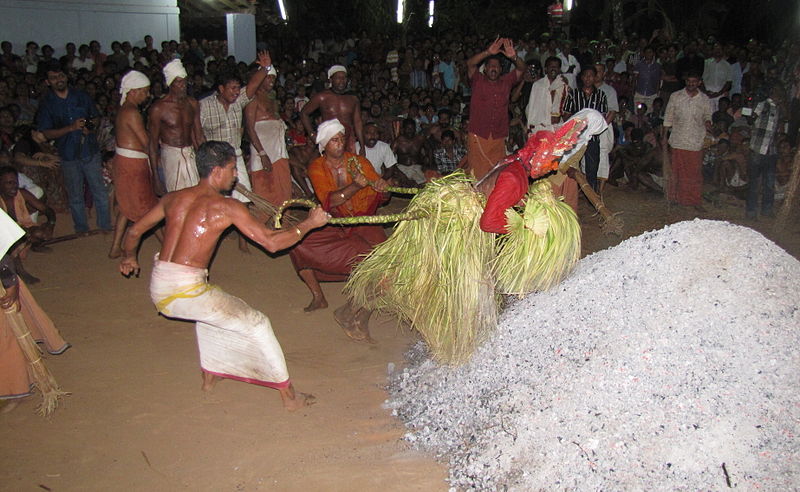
273;198;426;228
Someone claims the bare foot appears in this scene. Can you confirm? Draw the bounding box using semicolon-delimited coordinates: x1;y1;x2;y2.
353;308;376;344
334;304;366;341
0;399;21;414
283;392;317;411
201;371;221;392
108;247;123;259
279;384;316;411
304;296;328;312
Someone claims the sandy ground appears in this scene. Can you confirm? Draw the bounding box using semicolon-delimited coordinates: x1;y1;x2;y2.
1;184;798;491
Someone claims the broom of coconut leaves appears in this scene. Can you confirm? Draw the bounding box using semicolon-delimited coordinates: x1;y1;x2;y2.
345;172;498;365
0;284;69;416
234;183;299;228
493;180;581;297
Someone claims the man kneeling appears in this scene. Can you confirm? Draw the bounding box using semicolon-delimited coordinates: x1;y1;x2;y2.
119;141;329;410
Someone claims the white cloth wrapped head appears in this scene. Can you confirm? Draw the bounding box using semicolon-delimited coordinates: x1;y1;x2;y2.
559;108;609;162
327;65;347;79
163;59;187;87
119;70;150;105
316;118;345;152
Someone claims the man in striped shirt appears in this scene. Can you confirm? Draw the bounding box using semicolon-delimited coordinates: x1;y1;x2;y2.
563;66;608;191
746;84;784;219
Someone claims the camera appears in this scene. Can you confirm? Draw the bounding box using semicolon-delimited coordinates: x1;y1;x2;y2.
84;119;95;131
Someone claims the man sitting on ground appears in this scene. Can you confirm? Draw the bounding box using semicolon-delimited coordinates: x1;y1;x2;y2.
0;166;56;284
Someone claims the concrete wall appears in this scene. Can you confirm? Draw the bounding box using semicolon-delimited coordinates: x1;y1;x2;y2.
0;0;180;56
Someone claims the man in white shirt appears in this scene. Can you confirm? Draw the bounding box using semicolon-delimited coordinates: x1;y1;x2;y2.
594;62;619;192
526;56;570;133
356;122;397;175
702;43;732;112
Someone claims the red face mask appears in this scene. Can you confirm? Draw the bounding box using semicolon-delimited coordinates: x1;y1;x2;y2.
501;118;587;179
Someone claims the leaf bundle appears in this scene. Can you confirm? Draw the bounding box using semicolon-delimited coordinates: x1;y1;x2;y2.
493;181;581;296
345;172;498;364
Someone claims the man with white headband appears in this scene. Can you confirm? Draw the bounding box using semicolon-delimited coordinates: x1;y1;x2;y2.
244;65;292;207
300;65;365;156
109;70;159;259
148;59;203;194
289;118;388;342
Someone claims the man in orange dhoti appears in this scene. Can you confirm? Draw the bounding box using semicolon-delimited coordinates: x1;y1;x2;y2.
465;38;526;180
245;66;292;206
109;70;159;258
289;119;388;341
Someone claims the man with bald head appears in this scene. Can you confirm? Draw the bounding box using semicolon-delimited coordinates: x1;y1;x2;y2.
148;59;204;193
465;37;526;180
300;65;365;155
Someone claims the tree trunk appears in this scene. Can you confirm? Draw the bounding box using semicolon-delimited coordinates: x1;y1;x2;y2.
612;0;625;41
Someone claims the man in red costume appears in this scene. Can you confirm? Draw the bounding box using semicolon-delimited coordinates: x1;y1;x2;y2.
479;110;607;234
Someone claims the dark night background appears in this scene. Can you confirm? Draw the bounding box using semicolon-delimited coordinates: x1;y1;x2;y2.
182;0;798;45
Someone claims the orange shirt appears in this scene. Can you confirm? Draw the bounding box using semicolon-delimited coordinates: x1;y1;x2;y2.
307;153;385;217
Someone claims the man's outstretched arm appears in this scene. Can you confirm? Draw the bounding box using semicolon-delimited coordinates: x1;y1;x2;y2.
119;200;166;276
230;201;329;253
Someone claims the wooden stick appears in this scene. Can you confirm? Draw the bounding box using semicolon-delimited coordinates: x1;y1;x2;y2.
775;148;800;231
573;169;624;236
40;229;103;246
661;142;672;203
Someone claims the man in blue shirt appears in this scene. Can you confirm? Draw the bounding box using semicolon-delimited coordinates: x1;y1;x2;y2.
37;61;111;234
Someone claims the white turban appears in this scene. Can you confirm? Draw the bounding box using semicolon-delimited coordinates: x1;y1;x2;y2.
560;109;609;162
316;118;345;152
327;65;347;79
163;59;187;87
119;70;150;105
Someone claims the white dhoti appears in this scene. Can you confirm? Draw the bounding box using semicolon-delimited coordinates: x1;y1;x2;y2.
249;120;292;206
249;120;289;170
149;255;290;388
231;149;253;203
160;144;199;192
598;127;614;179
397;164;426;184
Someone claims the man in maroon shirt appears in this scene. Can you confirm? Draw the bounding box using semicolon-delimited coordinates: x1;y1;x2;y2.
465;37;527;180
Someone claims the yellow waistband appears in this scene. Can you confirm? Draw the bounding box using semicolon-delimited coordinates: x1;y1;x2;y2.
155;282;216;315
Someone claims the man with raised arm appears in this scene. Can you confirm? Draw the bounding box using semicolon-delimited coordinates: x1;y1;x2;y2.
119;141;329;411
465;37;526;180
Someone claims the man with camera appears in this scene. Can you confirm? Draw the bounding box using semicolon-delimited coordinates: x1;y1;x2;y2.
37;61;111;234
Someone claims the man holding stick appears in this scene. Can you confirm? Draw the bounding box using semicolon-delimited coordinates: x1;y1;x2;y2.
119;141;329;411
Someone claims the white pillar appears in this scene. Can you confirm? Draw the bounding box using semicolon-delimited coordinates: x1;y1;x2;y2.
226;13;256;64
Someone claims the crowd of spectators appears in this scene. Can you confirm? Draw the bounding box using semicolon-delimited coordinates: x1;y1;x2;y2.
0;28;797;237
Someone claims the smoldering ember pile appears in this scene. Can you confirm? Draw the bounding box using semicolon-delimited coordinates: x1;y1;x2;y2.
388;220;800;490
